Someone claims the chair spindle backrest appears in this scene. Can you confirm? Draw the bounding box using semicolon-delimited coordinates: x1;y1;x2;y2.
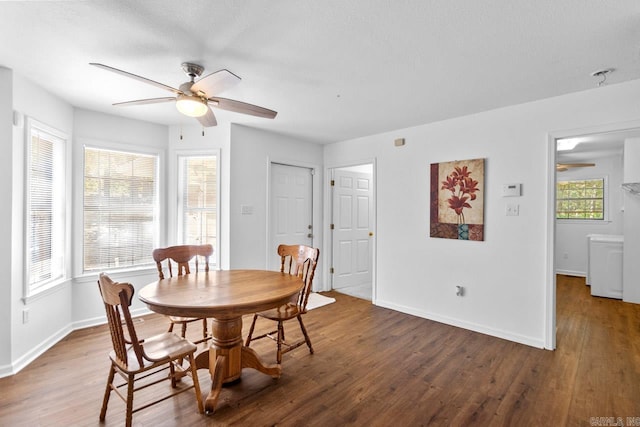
152;244;213;279
277;244;320;311
98;273;144;369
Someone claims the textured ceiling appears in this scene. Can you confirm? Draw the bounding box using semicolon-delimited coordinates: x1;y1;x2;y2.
1;1;639;144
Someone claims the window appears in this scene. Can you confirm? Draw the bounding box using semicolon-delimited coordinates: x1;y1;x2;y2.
556;178;605;220
177;154;217;259
25;119;67;296
83;147;159;271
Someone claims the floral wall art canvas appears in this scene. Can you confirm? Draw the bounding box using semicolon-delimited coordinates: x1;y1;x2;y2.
430;158;485;241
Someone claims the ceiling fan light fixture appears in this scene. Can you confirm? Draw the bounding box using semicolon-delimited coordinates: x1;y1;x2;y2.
176;94;208;117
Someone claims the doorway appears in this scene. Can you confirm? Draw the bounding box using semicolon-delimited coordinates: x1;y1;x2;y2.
329;163;375;301
268;163;314;271
548;123;640;349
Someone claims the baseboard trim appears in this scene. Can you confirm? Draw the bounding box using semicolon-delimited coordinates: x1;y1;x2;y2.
6;324;73;378
71;307;152;330
375;299;545;349
555;269;586;277
1;307;154;379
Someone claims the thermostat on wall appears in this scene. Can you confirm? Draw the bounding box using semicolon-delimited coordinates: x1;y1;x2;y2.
502;183;521;197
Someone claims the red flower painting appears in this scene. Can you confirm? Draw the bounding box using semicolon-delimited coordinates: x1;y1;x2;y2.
441;166;480;225
430;158;484;241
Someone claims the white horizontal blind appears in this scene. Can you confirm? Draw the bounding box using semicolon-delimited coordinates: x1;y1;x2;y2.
26;121;66;293
178;155;217;256
83;147;158;271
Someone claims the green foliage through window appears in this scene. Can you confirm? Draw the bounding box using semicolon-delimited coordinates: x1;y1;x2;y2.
556;179;605;220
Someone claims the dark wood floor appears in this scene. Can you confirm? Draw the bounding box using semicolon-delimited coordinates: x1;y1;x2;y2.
1;275;639;426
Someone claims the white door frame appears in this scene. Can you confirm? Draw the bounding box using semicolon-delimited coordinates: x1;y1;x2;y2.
545;118;640;350
266;157;323;285
324;159;377;300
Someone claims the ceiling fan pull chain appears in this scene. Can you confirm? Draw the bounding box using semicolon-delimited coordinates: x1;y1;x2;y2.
180;125;183;141
202;127;205;137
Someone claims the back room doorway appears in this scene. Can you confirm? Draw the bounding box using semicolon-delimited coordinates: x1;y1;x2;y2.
330;163;375;301
268;162;314;271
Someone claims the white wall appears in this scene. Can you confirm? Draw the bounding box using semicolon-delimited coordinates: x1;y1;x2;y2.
623;138;640;303
555;153;624;276
9;73;75;374
229;125;324;286
325;79;640;349
0;67;13;370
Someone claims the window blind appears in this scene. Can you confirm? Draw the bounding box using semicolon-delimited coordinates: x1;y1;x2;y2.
178;155;217;250
83;147;158;271
27;125;66;291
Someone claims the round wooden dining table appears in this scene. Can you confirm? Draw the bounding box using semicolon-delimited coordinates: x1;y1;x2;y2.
138;269;303;413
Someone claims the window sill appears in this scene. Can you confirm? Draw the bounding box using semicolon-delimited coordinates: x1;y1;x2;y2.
74;266;158;284
556;219;611;225
23;277;71;305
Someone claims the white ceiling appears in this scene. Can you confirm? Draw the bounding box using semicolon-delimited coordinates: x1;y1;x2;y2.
1;1;640;144
556;128;640;163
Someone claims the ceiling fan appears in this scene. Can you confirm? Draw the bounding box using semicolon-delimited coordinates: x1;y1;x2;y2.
556;162;595;172
90;62;277;127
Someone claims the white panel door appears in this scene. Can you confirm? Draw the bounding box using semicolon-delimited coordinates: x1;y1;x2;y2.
332;169;372;289
269;163;313;271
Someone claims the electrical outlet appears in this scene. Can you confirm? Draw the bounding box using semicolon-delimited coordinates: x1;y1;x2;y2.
506;204;519;216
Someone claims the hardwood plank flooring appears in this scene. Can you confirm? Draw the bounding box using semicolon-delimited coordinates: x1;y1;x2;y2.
1;274;639;426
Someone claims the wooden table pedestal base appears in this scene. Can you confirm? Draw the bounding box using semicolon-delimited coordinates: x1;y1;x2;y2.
193;316;282;413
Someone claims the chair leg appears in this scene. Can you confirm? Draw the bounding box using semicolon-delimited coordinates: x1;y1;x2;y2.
167;321;174;333
170;361;177;388
181;322;187;338
125;373;135;427
99;363;116;421
245;314;258;347
297;315;314;354
188;353;204;414
276;321;284;364
202;318;208;342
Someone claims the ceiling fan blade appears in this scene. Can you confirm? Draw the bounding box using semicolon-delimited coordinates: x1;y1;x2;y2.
90;63;181;95
556;162;596;170
569;163;596;168
191;69;241;97
197;106;217;127
113;97;176;107
210;97;277;119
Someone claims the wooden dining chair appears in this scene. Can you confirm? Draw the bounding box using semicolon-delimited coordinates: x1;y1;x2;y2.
97;273;203;427
152;244;213;344
245;244;320;364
